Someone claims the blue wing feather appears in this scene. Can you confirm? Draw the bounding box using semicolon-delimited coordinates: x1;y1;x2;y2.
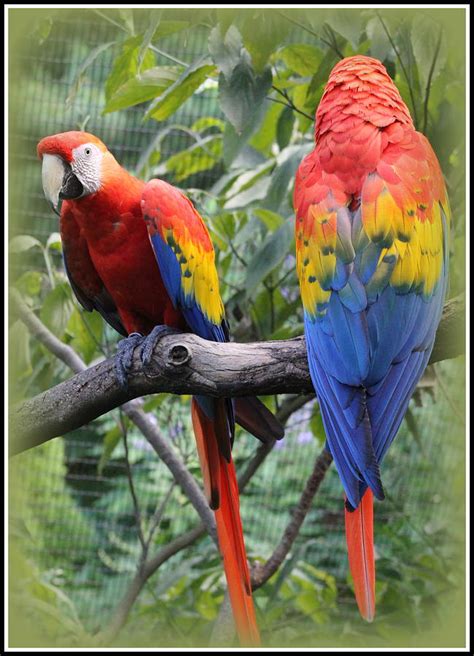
148;222;227;344
302;203;448;506
143;182;231;433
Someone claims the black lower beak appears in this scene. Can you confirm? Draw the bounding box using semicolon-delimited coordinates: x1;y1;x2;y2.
60;169;84;200
50;203;61;217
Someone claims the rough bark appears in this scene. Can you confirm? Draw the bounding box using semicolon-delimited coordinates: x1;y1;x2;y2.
9;292;465;455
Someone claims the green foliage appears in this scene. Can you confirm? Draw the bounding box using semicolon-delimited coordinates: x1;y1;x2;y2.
165;134;223;182
104;66;181;114
9;5;465;649
245;219;293;295
145;59;216;122
105;35;157;102
40;282;75;338
210;25;273;134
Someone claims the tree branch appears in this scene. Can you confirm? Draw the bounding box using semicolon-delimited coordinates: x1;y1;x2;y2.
98;394;319;644
97;523;207;645
9;292;465;455
208;443;334;643
250;449;333;590
10;291;322;644
269;85;315;122
276;11;344;60
9;289;216;542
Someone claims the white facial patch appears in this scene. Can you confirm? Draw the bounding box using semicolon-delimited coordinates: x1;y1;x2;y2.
71;143;103;196
41;154;66;209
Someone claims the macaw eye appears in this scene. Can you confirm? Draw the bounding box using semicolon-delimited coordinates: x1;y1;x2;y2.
85;148;91;156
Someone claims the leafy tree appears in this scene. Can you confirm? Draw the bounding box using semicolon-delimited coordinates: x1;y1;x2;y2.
8;6;466;649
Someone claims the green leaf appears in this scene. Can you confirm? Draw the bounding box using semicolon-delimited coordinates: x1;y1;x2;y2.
278;44;323;77
223;160;274;210
66;308;103;364
138;12;162;72
14;271;45;298
310;406;325;445
191;117;225;133
249;101;284;156
9;235;42;253
103;66;180;114
152;20;190;41
118;8;135;34
224;159;273;196
31;18;52;45
224;176;271;211
98;425;123;475
411;16;447;91
215;9;238;36
145;58;215;122
366;16;394;62
195;590;219;621
208;25;244;81
276;105;295;150
296;590;320;616
245;219;293;294
265;144;312;212
40;283;74;338
325;11;362;49
67;41;117;107
9;320;32;379
253;209;284;231
105;35;156;102
306;49;340;103
164;135;223;182
210;23;273;134
222;100;267;166
46;232;62;252
239;11;289;73
219;63;272;134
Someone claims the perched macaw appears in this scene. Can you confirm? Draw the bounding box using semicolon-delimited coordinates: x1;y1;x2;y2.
294;56;450;621
37;131;284;645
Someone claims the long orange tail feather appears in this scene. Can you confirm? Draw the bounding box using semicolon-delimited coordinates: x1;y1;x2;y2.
344;488;375;622
191;399;260;646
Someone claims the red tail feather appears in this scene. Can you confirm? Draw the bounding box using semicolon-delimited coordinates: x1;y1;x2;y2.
191;399;260;646
344;488;375;622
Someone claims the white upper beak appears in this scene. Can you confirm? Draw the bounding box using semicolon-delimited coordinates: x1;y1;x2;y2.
41;154;66;210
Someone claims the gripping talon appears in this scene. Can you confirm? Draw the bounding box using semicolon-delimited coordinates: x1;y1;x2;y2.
115;332;144;388
140;325;181;367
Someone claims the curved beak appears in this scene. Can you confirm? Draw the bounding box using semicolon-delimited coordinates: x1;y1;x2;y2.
41;154;84;212
41;154;65;210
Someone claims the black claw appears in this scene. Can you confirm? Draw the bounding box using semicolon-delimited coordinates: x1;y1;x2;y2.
140;325;181;367
115;332;144;389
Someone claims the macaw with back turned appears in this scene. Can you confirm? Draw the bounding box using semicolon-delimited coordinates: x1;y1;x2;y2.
38;131;284;646
294;56;450;621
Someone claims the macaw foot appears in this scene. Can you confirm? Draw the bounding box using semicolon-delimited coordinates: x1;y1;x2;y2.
140;324;182;367
115;326;182;388
115;332;144;389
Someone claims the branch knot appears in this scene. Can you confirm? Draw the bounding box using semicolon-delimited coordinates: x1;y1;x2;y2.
167;343;191;367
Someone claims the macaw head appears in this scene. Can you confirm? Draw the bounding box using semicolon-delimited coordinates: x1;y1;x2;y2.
37;131;110;210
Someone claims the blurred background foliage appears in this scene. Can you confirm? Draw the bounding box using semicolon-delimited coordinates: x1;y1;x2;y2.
8;6;466;648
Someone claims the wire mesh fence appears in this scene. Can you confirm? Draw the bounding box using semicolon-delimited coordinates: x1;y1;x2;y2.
9;8;465;642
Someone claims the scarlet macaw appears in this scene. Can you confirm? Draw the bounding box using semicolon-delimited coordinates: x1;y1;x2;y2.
294;56;449;621
37;131;284;645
